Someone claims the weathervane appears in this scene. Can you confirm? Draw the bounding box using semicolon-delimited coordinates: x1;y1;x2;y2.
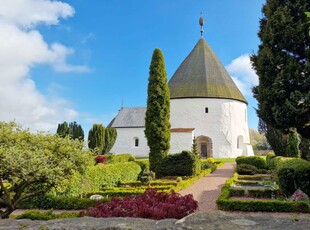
199;12;204;37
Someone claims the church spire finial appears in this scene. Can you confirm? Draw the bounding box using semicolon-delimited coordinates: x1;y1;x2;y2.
199;12;204;37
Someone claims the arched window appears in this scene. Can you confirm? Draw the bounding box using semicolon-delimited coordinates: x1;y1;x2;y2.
134;138;139;147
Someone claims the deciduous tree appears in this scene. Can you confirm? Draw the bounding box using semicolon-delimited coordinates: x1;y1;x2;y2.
0;122;88;219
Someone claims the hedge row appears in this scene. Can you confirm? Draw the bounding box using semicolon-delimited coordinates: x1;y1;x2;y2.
236;156;267;169
106;153;136;164
19;194;106;210
216;176;310;213
16;210;80;220
55;162;142;197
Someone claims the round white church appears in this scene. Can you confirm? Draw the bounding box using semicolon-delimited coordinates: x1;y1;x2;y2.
109;19;254;158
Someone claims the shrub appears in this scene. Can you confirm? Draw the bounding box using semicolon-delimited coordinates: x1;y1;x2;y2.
266;152;277;169
139;171;155;185
82;188;198;219
201;162;212;170
235;156;267;169
176;177;183;182
52;162;142;197
206;157;215;164
248;189;274;198
229;188;245;197
156;151;201;178
16;210;80;220
107;154;136;163
135;160;150;172
84;162;141;190
95;155;107;164
276;158;310;196
236;164;258;175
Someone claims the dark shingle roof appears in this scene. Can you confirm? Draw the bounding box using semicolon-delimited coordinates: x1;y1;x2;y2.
110;107;146;128
168;38;247;104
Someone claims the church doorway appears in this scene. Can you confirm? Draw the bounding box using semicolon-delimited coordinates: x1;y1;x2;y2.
196;135;213;158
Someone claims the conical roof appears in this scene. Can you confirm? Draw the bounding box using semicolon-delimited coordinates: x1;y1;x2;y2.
168;38;247;104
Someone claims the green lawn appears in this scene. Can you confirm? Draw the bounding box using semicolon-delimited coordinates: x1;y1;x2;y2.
214;158;236;163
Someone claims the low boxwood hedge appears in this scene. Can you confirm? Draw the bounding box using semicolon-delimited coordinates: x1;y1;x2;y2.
18;194;107;210
16;210;80;220
216;175;310;213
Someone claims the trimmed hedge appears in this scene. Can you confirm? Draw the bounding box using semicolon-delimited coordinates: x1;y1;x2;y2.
55;162;142;197
156;151;201;178
216;176;310;213
106;153;136;164
235;156;267;169
85;162;141;190
229;188;245;197
248;189;274;198
18;194;104;210
16;210;80;220
276;158;310;196
236;164;258;175
238;175;271;181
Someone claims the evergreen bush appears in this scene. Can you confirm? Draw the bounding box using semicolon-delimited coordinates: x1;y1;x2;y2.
18;195;102;210
16;210;80;220
236;156;267;169
236;164;258;175
107;154;136;164
276;158;310;196
266;152;277;169
156;151;201;178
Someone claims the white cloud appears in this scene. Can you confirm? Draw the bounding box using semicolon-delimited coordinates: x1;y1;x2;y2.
0;0;87;131
226;54;258;96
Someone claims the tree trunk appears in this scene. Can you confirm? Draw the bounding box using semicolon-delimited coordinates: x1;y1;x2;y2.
0;206;14;219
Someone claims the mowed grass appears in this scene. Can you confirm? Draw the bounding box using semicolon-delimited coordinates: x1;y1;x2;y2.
214;158;236;163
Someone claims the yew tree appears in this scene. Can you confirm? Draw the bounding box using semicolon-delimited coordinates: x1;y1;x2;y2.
251;0;310;139
0;122;88;218
145;48;171;174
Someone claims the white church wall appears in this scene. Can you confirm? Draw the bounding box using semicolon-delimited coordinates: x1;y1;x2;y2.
110;127;149;158
170;98;253;158
170;131;194;154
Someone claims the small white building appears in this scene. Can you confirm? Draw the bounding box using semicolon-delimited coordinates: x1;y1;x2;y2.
109;34;253;158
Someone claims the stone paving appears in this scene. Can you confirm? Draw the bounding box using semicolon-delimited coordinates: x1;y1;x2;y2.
179;163;235;212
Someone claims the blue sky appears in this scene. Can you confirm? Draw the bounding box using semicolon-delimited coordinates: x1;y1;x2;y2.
0;0;265;134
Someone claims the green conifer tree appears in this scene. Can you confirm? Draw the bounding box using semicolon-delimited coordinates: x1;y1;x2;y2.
251;0;310;139
145;48;171;174
103;128;117;154
88;124;105;154
69;121;84;141
56;121;70;138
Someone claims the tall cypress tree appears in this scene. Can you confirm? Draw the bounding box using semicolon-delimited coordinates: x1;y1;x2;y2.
251;0;310;139
145;48;171;174
88;124;105;154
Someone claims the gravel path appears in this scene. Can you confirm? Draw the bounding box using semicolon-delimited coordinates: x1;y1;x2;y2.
179;163;235;213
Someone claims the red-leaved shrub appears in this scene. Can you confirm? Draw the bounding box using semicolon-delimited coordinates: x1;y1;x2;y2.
95;155;107;164
81;188;198;219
